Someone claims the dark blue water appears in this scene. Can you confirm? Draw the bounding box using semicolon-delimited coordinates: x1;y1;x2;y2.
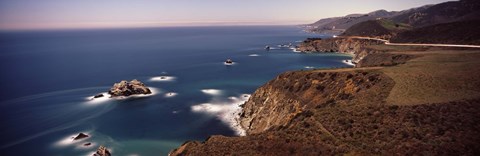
0;26;352;155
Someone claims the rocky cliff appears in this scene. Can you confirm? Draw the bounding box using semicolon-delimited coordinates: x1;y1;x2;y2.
239;70;390;135
296;37;385;63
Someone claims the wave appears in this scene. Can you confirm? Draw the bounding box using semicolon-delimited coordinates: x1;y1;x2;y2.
1;85;162;149
248;54;260;57
164;92;178;98
291;47;301;53
200;89;223;96
342;59;355;66
1;102;115;149
191;94;250;136
0;87;108;106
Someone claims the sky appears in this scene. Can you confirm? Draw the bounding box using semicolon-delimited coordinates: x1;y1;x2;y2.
0;0;452;30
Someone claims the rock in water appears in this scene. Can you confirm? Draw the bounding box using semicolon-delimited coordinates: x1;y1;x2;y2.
73;133;89;140
93;145;111;156
93;94;104;98
108;79;152;97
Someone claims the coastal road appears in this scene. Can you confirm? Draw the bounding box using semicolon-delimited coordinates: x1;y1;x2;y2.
337;36;480;48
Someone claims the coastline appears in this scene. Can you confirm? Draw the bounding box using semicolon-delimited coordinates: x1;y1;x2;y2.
170;43;480;155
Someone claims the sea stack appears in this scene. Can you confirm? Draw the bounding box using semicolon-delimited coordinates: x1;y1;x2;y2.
108;79;152;97
93;145;111;156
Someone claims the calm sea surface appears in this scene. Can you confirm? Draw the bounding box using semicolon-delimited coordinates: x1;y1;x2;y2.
0;26;352;155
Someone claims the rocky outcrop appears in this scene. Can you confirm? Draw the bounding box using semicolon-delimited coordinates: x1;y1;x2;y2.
239;70;390;135
73;133;89;140
296;37;385;63
93;145;111;156
108;79;151;97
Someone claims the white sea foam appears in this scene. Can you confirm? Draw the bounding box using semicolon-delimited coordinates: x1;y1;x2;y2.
304;66;315;69
85;92;110;105
224;62;236;66
191;94;251;136
85;88;160;105
291;47;301;53
150;76;176;82
84;151;96;156
343;60;355;66
164;92;178;98
53;131;93;147
201;89;223;96
248;54;260;57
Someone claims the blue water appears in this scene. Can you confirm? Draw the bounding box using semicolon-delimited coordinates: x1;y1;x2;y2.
0;26;352;155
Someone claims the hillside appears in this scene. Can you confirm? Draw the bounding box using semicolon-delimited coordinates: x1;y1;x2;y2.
391;0;480;27
341;19;411;39
306;0;480;35
391;20;480;45
171;47;480;155
305;10;399;34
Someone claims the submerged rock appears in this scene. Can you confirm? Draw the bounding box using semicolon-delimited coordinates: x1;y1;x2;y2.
73;133;89;140
93;94;104;98
108;79;152;97
84;142;91;146
93;145;111;156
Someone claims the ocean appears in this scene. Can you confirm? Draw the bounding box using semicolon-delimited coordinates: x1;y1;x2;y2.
0;26;352;155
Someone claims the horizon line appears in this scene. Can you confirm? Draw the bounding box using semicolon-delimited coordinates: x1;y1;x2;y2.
0;20;311;31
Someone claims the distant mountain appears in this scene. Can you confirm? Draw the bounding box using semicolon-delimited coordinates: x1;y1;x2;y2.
305;10;399;34
337;0;480;44
390;0;480;27
306;0;480;35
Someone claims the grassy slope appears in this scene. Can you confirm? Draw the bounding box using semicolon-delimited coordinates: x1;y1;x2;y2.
384;50;480;105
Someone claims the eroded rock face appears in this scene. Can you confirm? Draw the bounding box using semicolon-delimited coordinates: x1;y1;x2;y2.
108;79;151;97
296;38;385;63
93;145;111;156
240;70;389;135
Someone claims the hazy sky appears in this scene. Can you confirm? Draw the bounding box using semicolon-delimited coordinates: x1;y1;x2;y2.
0;0;452;30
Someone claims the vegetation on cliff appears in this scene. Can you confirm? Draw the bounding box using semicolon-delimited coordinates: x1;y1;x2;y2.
341;19;411;39
170;45;480;156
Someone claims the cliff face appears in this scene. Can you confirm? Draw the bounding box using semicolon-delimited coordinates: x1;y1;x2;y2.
239;70;388;134
296;37;385;63
170;70;398;155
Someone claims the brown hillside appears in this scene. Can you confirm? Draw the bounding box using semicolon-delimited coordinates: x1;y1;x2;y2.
391;20;480;45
